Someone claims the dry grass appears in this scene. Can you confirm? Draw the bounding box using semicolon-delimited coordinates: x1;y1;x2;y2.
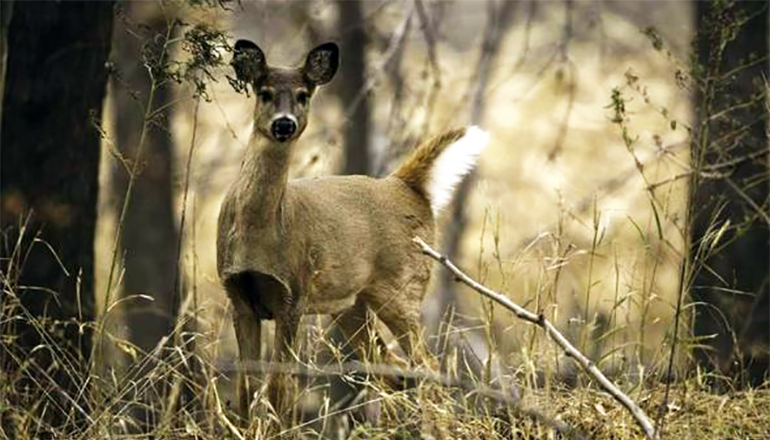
2;296;769;440
527;382;770;440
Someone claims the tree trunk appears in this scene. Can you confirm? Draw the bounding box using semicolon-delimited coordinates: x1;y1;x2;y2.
0;0;114;434
111;0;179;359
0;0;13;122
338;0;371;175
691;0;769;386
426;0;517;356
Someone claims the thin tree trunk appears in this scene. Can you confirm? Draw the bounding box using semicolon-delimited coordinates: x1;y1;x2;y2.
690;0;769;386
0;1;114;434
111;2;179;357
0;0;13;123
426;0;517;355
338;0;371;175
110;3;186;428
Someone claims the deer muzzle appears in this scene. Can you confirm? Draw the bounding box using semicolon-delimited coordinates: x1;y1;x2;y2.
271;115;298;142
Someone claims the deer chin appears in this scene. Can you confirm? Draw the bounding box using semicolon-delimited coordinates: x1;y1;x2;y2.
273;133;293;143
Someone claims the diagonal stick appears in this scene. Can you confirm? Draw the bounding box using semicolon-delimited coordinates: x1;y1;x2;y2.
413;236;659;440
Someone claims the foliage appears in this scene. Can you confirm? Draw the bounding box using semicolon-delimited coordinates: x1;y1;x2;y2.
179;22;232;99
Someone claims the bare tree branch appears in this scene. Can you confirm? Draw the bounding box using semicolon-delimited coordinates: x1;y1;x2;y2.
414;236;660;440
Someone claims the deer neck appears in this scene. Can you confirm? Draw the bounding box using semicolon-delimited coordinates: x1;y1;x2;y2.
235;132;294;224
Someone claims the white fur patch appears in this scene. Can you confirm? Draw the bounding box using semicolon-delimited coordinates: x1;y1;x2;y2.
426;126;490;215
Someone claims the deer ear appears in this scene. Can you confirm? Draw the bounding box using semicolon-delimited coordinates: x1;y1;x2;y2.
232;39;267;84
303;42;339;86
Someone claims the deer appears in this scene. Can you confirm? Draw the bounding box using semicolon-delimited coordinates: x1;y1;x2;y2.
217;39;490;427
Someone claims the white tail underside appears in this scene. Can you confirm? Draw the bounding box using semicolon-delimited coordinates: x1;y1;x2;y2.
426;126;490;215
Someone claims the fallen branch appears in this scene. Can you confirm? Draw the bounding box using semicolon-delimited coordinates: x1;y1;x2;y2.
413;236;660;440
222;360;584;439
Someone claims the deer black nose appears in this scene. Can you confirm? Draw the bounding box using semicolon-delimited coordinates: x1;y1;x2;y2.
271;117;297;141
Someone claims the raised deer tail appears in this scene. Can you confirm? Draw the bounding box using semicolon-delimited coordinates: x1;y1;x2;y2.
392;126;489;214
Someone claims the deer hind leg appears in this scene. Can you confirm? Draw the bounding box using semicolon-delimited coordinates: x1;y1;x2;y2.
369;284;437;373
370;283;444;438
332;297;409;388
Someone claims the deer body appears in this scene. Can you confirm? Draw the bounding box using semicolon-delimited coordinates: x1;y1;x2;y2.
218;172;434;317
217;40;489;427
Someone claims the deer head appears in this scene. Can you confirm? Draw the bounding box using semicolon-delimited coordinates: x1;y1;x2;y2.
231;40;339;143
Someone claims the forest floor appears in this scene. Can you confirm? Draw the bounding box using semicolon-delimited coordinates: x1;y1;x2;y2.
337;380;770;440
6;370;767;439
543;381;770;440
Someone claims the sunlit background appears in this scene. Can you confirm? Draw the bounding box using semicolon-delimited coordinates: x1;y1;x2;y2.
94;0;694;391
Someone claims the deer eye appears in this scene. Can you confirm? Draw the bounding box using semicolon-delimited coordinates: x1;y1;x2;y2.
258;89;274;104
296;90;309;105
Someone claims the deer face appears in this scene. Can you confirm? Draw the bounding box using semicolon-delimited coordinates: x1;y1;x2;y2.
232;40;339;143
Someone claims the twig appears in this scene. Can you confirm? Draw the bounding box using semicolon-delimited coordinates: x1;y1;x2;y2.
647;169;723;191
413;236;660;440
210;377;245;440
725;177;770;225
703;147;769;171
172;95;201;327
657;238;687;433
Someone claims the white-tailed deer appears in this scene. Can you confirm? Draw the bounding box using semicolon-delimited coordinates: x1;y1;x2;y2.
217;40;489;426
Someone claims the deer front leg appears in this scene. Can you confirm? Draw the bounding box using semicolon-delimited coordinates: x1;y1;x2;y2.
266;307;301;428
230;298;262;422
